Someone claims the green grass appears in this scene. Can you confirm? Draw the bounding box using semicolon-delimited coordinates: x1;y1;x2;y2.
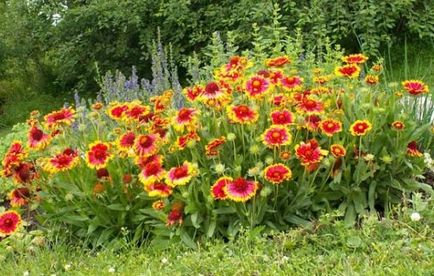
2;208;434;275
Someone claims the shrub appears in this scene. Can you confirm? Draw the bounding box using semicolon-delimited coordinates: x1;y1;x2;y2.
0;37;433;247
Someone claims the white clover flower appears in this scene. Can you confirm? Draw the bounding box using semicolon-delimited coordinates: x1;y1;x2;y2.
108;267;116;273
410;212;422;222
161;258;169;264
23;272;30;276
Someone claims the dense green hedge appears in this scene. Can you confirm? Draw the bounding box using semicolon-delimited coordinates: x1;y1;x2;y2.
1;0;434;95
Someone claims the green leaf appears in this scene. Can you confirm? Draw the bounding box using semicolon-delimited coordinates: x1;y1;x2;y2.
180;229;196;249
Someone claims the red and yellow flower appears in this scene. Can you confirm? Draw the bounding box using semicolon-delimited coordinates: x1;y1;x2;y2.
295;139;328;167
9;188;30;207
262;126;292;147
183;85;204;102
280;76;303;91
173;108;199;131
245;76;271;99
335;64;361;78
319;119;342;137
165;161;197;187
342;54;368;64
145;182;173;197
280;151;291;161
226;104;259;124
139;161;166;186
124;101;150;122
407;141;423;157
211;176;232;200
304;115;322;131
134;134;160;157
225;177;259;202
391;121;405;130
205;136;226;157
365;75;379;85
174;131;201;151
116;132;136;156
86;142;112;169
402;80;429;96
296;97;324;114
28;125;51;150
167;202;184;226
44;107;76;129
152;200;165;210
42;148;79;173
11;162;38;184
270;109;294;125
350;120;372;136
0;210;22;237
266;56;290;67
330;144;346;158
263;163;292;184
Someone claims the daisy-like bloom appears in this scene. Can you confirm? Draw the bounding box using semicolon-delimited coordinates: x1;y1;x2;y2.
211;176;232;200
93;182;105;195
296;97;324;114
263;163;292;184
295;139;328;167
0;210;22;237
139;161;166;186
124;101;150;122
407;141;423;157
183;85;204;102
165;161;197;187
86;142;112;169
270;109;294;125
44;107;76;129
145;182;173;197
134;134;160;157
201;81;228;100
330;144;346;158
335;64;361;78
116;132;136;156
262;126;292;148
12;162;38;184
280;151;291;161
91;102;104;111
350;120;372;136
402;80;429;96
304;115;322;131
391;121;405;130
173;108;199;132
313;75;332;85
205;136;226;157
319;119;342;137
167;202;184;226
42;148;79;173
268;70;284;85
266;56;290;67
135;154;164;170
272;94;288;106
152;200;165;210
27;125;51;150
175;131;200;151
280;76;303;91
107;102;129;121
2;141;27;173
96;168;110;180
225;177;258;202
225;56;249;71
372;64;383;72
9;187;30;207
365;75;379;85
226;104;259;124
342;54;368;64
150;91;172;113
245;75;271;99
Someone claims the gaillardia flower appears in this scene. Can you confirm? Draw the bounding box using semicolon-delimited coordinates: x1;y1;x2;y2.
330;144;346;158
350;120;372;136
402;80;429;96
124;101;150;122
116;132;136;156
173;108;199;131
319;119;342;137
266;56;290;67
107;102;129;121
262;126;292;147
245;76;271;99
205;137;226;157
145;182;173;197
365;75;379;85
86;142;112;169
211;176;232;200
270;109;294;125
263;163;292;184
28;126;51;150
226;105;259;124
42;148;79;173
134;134;160;156
391;121;405;130
183;85;204;102
280;76;303;91
296;97;324;114
407;141;423;157
44;107;76;129
225;177;259;202
335;64;360;78
0;210;22;237
295;139;328;167
342;54;368;64
165;161;197;187
139;161;166;186
9;188;30;207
